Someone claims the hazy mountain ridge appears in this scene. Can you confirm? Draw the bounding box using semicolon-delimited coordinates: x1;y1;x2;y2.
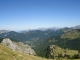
71;25;80;29
18;27;60;33
37;27;60;31
0;30;10;34
0;30;61;42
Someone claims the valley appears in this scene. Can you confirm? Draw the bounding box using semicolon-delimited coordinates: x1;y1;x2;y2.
0;26;80;60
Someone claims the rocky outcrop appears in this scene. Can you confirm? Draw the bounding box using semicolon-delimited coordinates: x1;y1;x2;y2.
46;45;79;59
46;45;55;58
1;38;36;55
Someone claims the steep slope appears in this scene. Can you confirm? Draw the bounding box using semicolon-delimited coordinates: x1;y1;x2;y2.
1;38;36;55
0;44;52;60
33;29;80;57
46;45;79;59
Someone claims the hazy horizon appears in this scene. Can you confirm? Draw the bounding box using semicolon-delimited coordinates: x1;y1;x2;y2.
0;0;80;31
1;24;80;31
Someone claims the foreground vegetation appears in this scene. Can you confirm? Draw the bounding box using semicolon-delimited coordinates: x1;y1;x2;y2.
0;44;52;60
0;44;80;60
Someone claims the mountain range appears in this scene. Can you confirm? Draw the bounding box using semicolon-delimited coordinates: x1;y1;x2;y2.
0;25;80;59
0;30;10;34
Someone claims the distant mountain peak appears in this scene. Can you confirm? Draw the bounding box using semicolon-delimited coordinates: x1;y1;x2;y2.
0;30;10;34
72;25;80;29
37;27;60;31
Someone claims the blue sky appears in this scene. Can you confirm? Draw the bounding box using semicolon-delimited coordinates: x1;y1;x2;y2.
0;0;80;31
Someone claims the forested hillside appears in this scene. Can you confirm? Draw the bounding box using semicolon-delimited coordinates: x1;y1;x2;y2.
0;28;80;59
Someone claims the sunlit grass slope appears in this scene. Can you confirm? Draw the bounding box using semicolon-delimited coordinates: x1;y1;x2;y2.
0;44;80;60
52;45;78;58
61;30;80;39
0;44;53;60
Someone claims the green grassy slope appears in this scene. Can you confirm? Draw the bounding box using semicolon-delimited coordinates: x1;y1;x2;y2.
0;44;80;60
46;45;79;59
33;29;80;57
61;30;80;39
0;44;53;60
